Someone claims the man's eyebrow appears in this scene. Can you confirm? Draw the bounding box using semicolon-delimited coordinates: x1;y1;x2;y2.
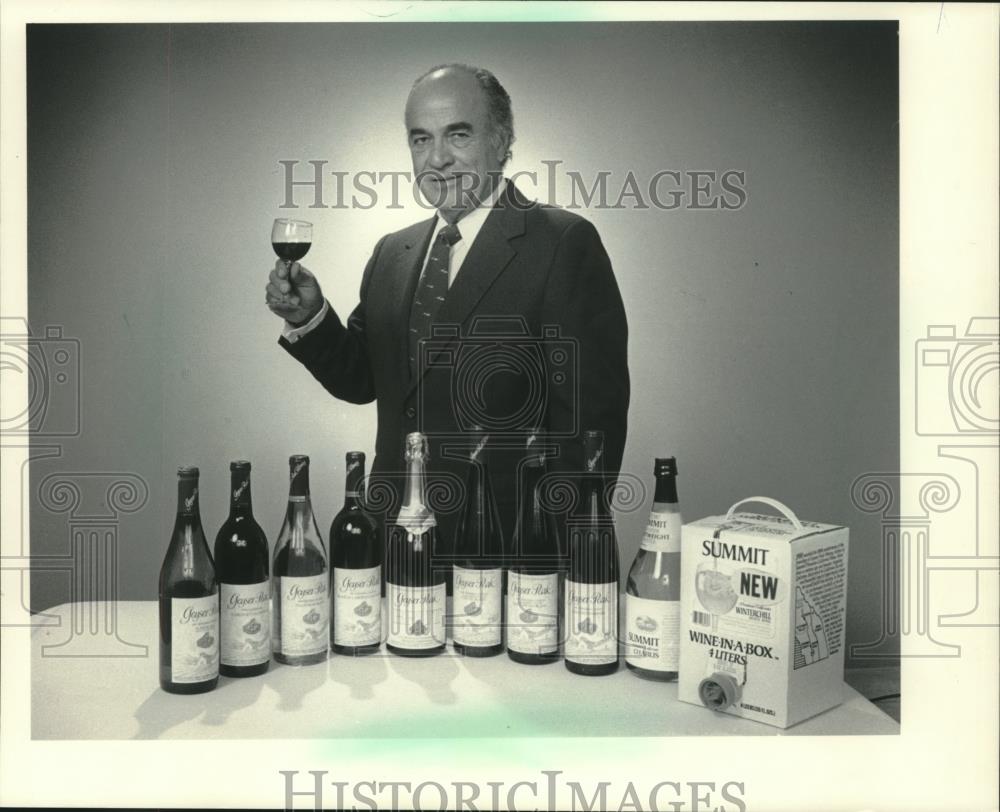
408;122;475;138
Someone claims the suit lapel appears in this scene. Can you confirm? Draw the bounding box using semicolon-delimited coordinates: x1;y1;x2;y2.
404;181;530;398
387;218;436;385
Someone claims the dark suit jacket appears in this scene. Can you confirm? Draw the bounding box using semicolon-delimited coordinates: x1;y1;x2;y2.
280;181;629;548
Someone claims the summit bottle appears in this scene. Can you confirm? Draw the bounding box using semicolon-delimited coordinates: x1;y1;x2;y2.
625;457;681;681
330;451;382;655
452;428;506;657
385;432;447;656
159;467;219;694
214;461;270;678
565;430;621;676
272;455;329;666
507;431;563;665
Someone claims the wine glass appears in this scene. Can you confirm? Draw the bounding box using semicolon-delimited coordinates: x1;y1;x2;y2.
271;218;313;267
695;562;738;633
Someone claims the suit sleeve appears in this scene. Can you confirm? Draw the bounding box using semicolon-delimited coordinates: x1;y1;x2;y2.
541;218;630;481
277;235;388;405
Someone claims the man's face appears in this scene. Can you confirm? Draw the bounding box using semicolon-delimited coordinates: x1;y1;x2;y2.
405;70;506;222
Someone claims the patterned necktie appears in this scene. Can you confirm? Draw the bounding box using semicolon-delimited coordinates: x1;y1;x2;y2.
408;223;462;379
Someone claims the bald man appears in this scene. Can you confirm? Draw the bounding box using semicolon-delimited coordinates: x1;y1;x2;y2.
265;63;629;551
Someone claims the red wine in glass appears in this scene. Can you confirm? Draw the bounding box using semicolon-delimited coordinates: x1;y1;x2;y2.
271;218;313;266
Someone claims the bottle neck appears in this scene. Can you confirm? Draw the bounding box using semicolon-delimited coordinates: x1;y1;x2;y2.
343;458;366;509
176;478;201;521
288;462;310;502
652;474;678;509
229;470;253;517
580;468;611;516
401;455;427;509
397;452;436;535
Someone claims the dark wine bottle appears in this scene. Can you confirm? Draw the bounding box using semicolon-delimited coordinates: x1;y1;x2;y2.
385;432;446;657
330;451;382;656
214;461;270;678
626;457;681;681
272;455;329;666
507;430;564;665
452;428;506;657
565;430;621;676
159;466;219;694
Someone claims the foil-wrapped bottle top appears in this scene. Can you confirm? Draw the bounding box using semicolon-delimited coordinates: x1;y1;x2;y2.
404;432;429;462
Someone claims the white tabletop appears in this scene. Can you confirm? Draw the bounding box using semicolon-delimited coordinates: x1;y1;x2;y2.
31;601;899;740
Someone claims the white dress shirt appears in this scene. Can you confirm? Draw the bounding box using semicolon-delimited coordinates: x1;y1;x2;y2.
282;178;508;344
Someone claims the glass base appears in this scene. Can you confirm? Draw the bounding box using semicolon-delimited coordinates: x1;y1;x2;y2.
332;643;381;656
220;661;269;678
625;661;677;682
386;643;445;658
508;649;559;665
274;650;327;666
565;659;619;677
453;641;503;658
160;676;218;694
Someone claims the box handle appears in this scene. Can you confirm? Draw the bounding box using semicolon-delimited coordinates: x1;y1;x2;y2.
725;496;803;531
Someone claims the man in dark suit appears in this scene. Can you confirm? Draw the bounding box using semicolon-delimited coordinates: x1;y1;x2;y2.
265;64;629;543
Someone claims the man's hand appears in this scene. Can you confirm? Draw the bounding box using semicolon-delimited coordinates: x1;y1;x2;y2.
266;259;324;326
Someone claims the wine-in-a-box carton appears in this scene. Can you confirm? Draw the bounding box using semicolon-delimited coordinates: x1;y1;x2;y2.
678;497;849;729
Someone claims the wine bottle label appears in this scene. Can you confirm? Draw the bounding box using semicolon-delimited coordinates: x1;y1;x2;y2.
220;582;271;666
386;582;446;649
639;510;682;553
564;580;618;665
275;574;329;657
452;566;502;647
625;594;680;671
170;594;219;683
333;566;382;647
506;572;559;655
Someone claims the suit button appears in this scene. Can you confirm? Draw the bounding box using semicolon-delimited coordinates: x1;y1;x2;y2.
405;407;416;419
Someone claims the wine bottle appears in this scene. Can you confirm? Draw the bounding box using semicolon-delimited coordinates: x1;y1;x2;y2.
625;457;681;681
159;466;219;694
214;461;270;678
565;430;621;676
330;451;382;656
385;432;446;657
272;455;329;666
452;428;506;657
507;430;563;665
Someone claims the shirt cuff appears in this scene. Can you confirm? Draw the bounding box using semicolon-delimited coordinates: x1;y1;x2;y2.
281;299;329;344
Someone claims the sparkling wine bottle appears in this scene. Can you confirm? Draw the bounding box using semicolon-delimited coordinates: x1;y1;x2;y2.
330;451;381;656
452;428;506;657
625;457;681;681
507;430;564;665
272;455;329;666
565;430;621;676
214;461;270;678
159;466;219;693
385;432;446;657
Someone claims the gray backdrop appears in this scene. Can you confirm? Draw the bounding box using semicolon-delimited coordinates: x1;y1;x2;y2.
26;22;898;665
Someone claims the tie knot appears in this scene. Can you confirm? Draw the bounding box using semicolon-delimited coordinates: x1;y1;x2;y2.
438;223;462;247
